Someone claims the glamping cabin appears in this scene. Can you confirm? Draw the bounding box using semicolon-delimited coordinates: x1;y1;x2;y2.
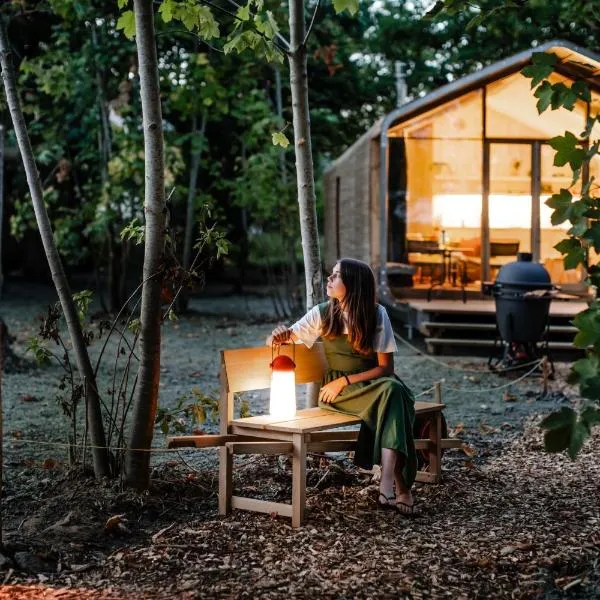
323;40;599;351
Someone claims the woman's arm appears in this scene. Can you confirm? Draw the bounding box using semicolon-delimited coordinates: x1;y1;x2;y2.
319;352;394;403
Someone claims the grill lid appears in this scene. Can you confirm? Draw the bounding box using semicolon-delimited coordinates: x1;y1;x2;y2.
495;252;552;289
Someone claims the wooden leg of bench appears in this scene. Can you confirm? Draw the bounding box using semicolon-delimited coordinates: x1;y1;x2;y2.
219;446;232;516
292;433;307;528
429;412;442;483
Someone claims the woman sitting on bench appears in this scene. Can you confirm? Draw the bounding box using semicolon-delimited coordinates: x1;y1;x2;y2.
270;258;418;516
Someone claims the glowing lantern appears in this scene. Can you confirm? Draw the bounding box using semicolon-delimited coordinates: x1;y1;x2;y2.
269;344;296;419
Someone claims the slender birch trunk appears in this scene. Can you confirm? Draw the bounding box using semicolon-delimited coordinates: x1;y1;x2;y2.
288;0;323;408
124;0;165;490
178;110;207;312
0;19;110;477
288;0;323;311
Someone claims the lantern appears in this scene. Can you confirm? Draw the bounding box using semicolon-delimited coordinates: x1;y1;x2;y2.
269;343;296;419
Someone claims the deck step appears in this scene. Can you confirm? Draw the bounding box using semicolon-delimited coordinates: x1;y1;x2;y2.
425;337;580;352
419;321;577;336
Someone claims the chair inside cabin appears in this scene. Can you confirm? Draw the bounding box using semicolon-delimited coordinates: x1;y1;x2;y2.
461;238;520;282
406;237;443;283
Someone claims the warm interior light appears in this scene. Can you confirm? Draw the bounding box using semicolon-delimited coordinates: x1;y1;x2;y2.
269;353;296;419
432;194;571;230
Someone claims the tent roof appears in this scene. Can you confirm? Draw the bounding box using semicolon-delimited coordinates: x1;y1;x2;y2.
325;40;600;173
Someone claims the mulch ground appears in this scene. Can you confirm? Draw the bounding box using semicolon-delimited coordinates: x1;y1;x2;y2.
0;417;598;599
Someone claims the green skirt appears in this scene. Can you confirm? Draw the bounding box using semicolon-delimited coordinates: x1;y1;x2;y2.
320;368;417;489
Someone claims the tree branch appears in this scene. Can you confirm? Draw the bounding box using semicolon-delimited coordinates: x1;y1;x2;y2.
156;28;225;52
303;0;320;48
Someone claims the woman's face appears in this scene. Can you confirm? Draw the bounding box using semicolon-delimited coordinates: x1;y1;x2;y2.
326;262;347;302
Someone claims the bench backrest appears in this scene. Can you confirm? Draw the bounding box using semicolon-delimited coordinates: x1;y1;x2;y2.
221;343;327;393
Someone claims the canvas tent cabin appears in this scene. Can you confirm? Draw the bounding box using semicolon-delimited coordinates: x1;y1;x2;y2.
323;40;600;307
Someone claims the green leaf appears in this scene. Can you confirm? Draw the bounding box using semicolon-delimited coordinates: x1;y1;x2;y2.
540;406;576;431
571;80;591;103
572;309;600;348
272;131;290;148
116;10;136;40
543;424;571;453
118;0;129;8
158;0;174;23
580;373;600;399
254;11;278;40
551;82;577;111
554;237;580;254
236;2;250;21
549;132;586;170
534;81;553;114
571;356;599;381
568;220;589;237
332;0;359;16
580;405;600;427
196;6;220;39
224;30;261;55
564;247;586;270
568;422;588;459
582;226;600;253
531;51;557;67
545;188;572;225
522;62;554;89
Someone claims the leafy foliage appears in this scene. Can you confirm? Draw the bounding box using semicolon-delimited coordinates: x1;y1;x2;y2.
520;52;600;458
155;388;219;434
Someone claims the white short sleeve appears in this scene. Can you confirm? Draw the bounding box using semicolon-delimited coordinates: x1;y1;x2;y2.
290;305;322;348
373;305;397;353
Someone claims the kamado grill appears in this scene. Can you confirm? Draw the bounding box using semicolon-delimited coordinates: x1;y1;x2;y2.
483;252;556;374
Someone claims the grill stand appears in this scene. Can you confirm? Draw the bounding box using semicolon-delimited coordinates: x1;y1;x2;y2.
487;320;555;379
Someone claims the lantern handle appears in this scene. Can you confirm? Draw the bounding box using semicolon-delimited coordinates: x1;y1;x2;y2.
271;339;296;365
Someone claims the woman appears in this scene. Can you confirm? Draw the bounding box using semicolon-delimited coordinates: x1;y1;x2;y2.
269;258;417;516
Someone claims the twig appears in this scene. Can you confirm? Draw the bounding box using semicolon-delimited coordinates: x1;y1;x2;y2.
303;0;320;48
157;28;225;52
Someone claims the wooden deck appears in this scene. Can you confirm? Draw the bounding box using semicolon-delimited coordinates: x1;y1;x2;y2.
404;298;587;318
384;296;588;356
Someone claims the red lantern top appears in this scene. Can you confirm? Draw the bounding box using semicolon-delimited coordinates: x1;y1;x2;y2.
270;355;296;371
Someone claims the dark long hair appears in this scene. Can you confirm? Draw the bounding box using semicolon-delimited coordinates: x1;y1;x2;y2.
321;258;377;354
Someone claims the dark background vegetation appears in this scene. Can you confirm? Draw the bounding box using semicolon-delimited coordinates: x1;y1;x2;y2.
2;0;597;293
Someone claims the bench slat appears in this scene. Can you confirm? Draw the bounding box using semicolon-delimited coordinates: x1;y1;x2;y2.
231;496;293;518
226;441;293;455
232;411;361;434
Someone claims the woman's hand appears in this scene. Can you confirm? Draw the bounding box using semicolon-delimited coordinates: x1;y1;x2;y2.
319;377;348;404
269;325;292;345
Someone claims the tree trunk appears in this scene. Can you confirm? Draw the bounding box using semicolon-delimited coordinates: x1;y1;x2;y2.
124;0;165;490
0;124;4;297
178;110;207;312
0;19;110;477
287;0;323;311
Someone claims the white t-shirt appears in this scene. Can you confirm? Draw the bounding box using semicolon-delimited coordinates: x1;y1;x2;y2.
290;303;397;353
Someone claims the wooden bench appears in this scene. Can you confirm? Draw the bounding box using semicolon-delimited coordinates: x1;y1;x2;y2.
168;343;461;527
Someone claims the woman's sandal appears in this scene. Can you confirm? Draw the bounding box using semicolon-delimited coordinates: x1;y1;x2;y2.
395;500;418;518
377;493;396;510
379;493;419;517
